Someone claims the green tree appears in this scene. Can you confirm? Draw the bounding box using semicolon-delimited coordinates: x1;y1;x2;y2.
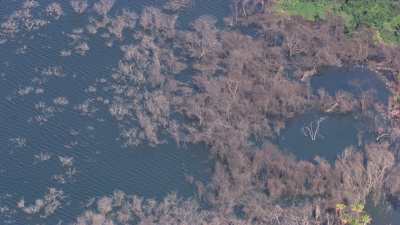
275;0;400;45
336;202;372;225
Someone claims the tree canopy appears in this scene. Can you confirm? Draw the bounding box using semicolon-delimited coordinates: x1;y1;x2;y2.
276;0;400;45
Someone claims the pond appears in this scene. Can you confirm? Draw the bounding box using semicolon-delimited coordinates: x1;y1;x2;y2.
278;66;389;162
278;112;364;162
311;66;390;104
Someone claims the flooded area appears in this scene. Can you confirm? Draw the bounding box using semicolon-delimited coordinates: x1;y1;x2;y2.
278;112;362;162
0;49;210;225
0;1;399;224
277;65;400;223
367;200;400;225
278;66;388;162
311;66;390;104
0;1;213;224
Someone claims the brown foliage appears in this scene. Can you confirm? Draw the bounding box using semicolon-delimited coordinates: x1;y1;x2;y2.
71;3;400;225
140;7;178;40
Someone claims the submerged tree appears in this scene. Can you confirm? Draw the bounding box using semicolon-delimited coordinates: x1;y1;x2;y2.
70;0;89;14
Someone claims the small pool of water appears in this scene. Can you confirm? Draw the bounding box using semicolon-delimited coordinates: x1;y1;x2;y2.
278;66;389;162
278;112;366;162
367;200;400;225
311;66;390;104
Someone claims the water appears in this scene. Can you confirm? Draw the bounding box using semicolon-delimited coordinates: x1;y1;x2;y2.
0;1;216;224
278;112;363;162
368;200;400;225
278;66;399;223
279;66;389;162
311;66;390;104
0;47;210;223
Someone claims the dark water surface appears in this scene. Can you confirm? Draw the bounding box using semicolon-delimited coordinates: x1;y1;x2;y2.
0;1;398;225
311;66;390;103
279;66;398;224
279;66;389;162
367;200;400;225
0;1;217;224
278;112;362;162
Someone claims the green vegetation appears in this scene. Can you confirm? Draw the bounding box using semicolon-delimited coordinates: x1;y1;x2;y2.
336;203;372;225
276;0;400;45
275;0;338;21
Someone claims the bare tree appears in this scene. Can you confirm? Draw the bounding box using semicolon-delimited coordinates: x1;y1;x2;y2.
302;117;326;141
70;0;88;14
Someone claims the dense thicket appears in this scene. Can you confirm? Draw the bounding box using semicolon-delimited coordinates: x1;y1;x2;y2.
277;0;400;44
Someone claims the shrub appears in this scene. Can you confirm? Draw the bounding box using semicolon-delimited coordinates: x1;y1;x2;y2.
336;203;372;225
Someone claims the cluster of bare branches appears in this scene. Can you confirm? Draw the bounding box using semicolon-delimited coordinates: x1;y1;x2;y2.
163;0;192;12
45;2;64;20
70;0;88;14
302;117;326;141
0;0;48;38
17;188;65;218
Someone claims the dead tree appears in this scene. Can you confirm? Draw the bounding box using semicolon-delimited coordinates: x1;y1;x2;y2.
302;117;326;141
